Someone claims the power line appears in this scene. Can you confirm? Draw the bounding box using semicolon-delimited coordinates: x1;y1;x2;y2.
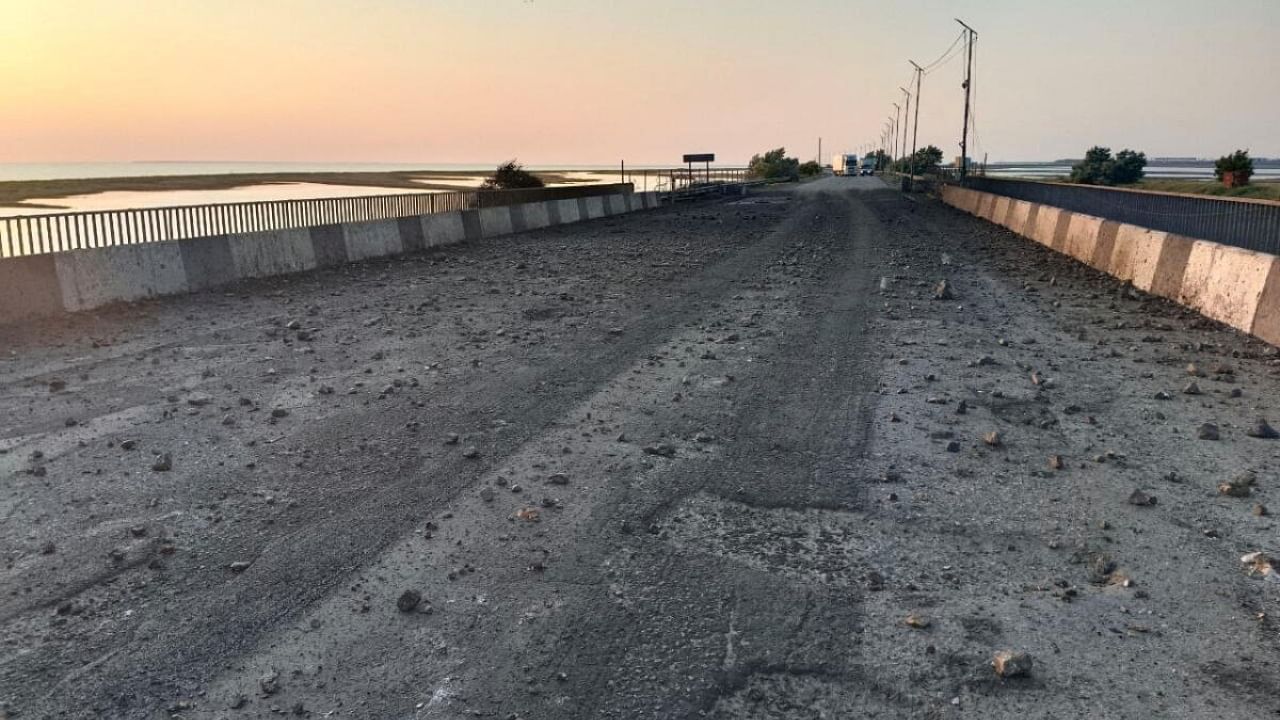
923;32;968;76
920;30;966;72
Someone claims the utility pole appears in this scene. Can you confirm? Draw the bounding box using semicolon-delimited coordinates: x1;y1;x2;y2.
899;87;911;169
956;18;977;179
818;137;822;165
891;102;901;164
908;60;923;188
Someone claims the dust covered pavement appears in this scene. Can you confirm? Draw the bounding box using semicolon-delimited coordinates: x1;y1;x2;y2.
2;176;1280;718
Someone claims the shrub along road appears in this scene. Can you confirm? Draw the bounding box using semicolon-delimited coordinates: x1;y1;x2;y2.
2;177;1279;718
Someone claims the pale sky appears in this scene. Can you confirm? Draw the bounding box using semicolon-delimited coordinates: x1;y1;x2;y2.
1;0;1276;165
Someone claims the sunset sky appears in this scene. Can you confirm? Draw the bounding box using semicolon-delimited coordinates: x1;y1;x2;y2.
1;0;1277;165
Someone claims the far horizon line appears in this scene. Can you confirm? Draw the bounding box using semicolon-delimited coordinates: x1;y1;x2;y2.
1;156;1277;168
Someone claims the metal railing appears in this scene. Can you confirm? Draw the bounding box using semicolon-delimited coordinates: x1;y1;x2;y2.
615;168;754;196
0;183;632;259
963;176;1280;254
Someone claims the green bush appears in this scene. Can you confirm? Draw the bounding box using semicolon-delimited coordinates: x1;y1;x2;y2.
482;160;545;190
1215;149;1254;183
747;148;800;181
1069;146;1147;185
798;161;823;177
896;145;943;175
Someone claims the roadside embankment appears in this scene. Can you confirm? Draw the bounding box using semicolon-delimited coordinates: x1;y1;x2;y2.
942;185;1280;347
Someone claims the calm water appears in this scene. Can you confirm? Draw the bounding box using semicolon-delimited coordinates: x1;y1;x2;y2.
0;162;681;183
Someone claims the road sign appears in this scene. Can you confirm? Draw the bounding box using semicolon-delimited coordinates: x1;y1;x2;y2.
682;153;715;163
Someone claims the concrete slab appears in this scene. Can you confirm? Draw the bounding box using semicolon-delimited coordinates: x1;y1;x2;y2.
508;205;528;233
1029;205;1062;247
584;196;606;220
1090;221;1121;271
1023;204;1041;240
972;193;993;219
398;216;426;252
991;196;1012;226
521;202;551;230
478;207;513;237
179;235;237;290
1109;224;1168;291
228;228;317;279
1004;200;1033;235
1150;234;1195;299
1179;241;1276;331
310;225;350;267
1251;261;1280;346
55;242;189;311
607;194;628;215
0;255;64;323
546;200;563;226
1050;210;1073;251
981;194;1000;221
460;210;482;241
343;220;403;262
941;185;961;209
423;212;467;247
1063;213;1104;264
963;188;983;215
558;199;583;224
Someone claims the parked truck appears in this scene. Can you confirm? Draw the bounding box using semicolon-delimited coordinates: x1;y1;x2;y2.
832;154;858;176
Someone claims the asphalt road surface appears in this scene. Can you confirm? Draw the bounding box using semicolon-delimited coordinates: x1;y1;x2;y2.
4;176;1280;718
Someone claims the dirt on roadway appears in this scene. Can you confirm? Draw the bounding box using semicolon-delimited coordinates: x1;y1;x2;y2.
3;176;1280;718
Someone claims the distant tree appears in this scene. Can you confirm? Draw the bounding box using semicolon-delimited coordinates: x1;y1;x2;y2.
1070;146;1146;185
1215;149;1254;184
798;160;823;177
1070;146;1113;184
1109;149;1147;184
897;145;943;175
482;160;544;190
867;149;890;168
747;148;801;181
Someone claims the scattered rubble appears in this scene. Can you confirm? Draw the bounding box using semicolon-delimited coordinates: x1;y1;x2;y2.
992;650;1034;678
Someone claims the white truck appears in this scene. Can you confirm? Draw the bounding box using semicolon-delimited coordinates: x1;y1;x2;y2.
832;154;858;176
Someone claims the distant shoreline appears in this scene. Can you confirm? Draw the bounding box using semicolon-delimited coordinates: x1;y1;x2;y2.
0;169;614;210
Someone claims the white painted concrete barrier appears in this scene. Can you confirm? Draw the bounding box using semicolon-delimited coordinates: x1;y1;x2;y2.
941;184;1280;348
0;191;667;324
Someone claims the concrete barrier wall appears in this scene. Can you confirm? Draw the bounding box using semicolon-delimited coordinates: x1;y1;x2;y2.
229;228;317;279
1178;241;1276;332
55;242;189;311
0;255;65;319
0;191;660;324
941;184;1280;347
343;220;403;262
557;199;583;224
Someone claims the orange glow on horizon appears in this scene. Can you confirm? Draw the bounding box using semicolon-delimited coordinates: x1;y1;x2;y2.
1;0;1277;165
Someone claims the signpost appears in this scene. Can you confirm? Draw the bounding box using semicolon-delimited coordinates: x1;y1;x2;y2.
683;153;714;186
